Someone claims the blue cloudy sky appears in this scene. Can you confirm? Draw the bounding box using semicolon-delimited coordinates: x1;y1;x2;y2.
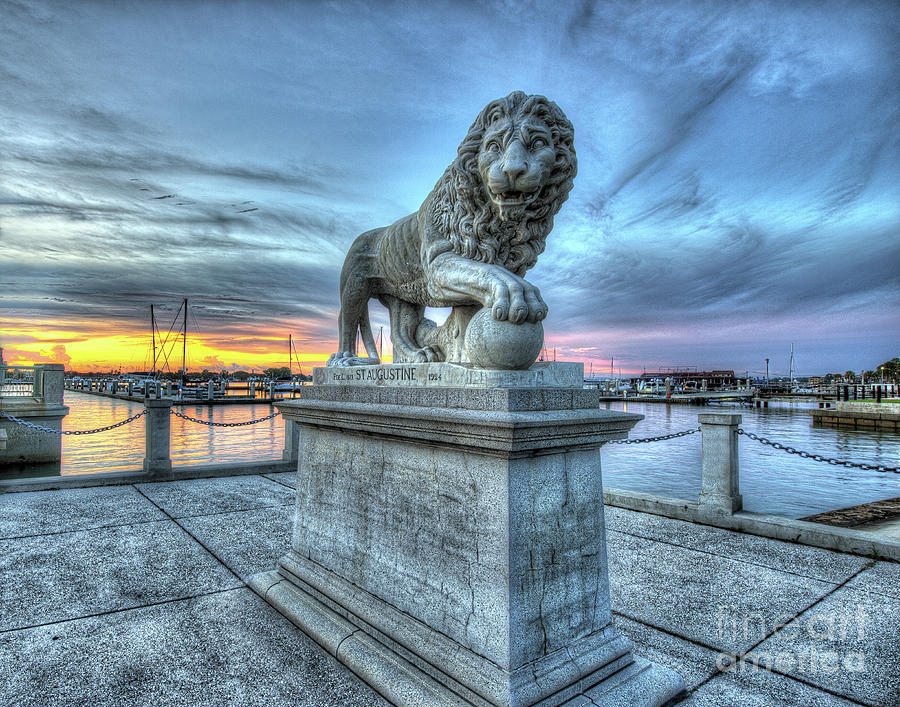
1;0;898;376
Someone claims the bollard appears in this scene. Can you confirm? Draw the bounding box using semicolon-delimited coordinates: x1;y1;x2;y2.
207;380;214;401
143;399;173;477
283;418;300;464
698;413;742;519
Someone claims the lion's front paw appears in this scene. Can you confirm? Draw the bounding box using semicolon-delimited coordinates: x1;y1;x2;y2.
487;274;547;324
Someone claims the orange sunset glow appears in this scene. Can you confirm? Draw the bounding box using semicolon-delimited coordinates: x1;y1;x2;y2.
1;317;341;374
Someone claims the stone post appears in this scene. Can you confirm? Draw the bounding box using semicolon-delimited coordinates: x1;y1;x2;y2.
36;364;64;404
207;380;214;400
282;418;300;463
142;399;173;477
698;413;742;519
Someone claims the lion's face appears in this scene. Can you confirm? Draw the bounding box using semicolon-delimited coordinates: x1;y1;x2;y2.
476;114;557;222
434;91;575;274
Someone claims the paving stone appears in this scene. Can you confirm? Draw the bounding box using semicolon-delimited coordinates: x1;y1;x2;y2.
612;614;721;691
0;588;388;707
0;520;240;631
607;530;837;655
135;474;294;518
0;485;165;539
845;559;900;600
746;585;900;706
605;506;869;584
689;664;862;706
179;505;294;579
262;470;297;489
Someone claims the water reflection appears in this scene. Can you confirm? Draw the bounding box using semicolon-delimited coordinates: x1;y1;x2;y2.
44;391;283;476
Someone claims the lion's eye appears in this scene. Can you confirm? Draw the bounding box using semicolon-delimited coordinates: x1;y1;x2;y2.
486;140;501;153
531;137;548;150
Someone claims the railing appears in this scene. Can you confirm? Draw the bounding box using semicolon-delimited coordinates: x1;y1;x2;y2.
0;398;298;478
0;365;43;399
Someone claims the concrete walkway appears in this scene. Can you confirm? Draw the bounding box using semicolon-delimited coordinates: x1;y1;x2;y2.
1;472;897;706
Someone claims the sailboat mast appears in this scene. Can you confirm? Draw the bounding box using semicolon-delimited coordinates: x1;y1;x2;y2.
181;298;187;386
288;333;292;377
789;343;795;388
151;304;156;378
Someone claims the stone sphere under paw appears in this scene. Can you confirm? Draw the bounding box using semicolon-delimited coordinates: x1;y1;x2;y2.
464;308;544;370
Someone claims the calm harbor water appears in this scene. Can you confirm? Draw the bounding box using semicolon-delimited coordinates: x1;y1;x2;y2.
601;400;900;519
24;391;900;519
57;391;284;474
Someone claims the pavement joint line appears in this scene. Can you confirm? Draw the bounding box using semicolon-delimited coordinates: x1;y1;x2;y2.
608;526;866;583
688;563;874;701
261;473;296;490
0;586;242;636
0;514;168;542
611;608;723;655
737;656;873;706
151;501;295;522
132;486;246;584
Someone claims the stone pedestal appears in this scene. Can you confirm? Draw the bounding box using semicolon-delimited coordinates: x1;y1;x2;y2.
251;363;684;706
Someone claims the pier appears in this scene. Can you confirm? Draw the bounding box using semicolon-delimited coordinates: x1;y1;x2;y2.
64;377;305;406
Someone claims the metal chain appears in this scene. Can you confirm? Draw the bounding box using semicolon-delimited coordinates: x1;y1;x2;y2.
737;429;900;474
171;410;281;426
607;426;701;445
0;409;148;435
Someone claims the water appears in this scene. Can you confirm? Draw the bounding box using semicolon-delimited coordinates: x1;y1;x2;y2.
57;391;284;474
9;392;900;519
601;400;900;519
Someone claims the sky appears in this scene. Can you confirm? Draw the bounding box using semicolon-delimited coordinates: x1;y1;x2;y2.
1;0;898;377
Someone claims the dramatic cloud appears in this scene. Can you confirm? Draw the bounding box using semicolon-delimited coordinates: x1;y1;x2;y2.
1;0;897;374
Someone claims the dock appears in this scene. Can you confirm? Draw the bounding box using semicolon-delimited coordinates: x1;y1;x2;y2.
811;402;900;431
599;391;756;404
64;379;304;406
3;471;898;705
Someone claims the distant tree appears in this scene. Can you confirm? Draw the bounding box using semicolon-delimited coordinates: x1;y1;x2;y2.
232;371;250;381
844;370;855;382
263;366;291;379
878;357;900;383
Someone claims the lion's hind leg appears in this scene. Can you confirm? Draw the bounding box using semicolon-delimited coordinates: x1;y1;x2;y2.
383;296;441;363
328;234;381;367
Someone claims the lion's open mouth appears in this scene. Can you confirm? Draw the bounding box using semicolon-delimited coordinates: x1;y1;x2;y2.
489;189;537;206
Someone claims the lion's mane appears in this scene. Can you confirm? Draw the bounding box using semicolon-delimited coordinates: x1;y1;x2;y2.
430;91;577;276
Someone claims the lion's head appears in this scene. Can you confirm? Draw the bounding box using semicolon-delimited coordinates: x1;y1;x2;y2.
432;91;576;275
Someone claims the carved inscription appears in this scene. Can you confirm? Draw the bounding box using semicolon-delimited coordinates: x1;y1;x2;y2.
329;366;418;382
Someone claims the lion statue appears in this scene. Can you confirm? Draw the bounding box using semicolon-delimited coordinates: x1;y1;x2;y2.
327;90;576;367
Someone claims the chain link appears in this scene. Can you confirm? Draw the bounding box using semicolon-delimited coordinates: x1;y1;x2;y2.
171;410;281;426
607;426;701;445
0;409;148;435
737;429;899;474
